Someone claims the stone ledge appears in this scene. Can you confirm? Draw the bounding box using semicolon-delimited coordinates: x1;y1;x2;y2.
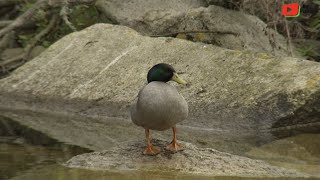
64;139;305;178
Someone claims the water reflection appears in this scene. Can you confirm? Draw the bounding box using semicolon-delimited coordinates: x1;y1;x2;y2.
0;142;89;179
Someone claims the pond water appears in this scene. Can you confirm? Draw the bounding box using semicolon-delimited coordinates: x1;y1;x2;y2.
1;133;319;179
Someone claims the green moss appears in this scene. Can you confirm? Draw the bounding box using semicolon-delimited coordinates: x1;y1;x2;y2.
306;75;320;89
176;33;187;40
194;33;206;41
17;2;102;49
70;5;101;29
297;45;317;57
45;5;101;47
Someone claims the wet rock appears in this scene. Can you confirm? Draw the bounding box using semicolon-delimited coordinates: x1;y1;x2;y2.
246;134;320;177
65;139;305;177
0;24;319;152
0;116;59;145
96;0;290;55
248;134;320;163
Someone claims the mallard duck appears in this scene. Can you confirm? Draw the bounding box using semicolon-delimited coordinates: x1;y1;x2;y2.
131;63;188;155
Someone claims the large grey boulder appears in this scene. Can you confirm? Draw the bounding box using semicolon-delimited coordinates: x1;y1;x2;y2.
0;24;319;152
96;0;207;21
96;0;291;56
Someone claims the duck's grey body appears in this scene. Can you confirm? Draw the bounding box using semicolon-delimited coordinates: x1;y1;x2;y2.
131;81;188;131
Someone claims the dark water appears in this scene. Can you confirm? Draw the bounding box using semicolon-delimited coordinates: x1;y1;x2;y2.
0;142;89;180
1;134;320;180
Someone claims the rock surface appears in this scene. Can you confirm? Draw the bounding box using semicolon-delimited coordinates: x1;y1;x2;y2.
96;0;290;56
0;24;320;152
64;139;305;177
246;134;320;177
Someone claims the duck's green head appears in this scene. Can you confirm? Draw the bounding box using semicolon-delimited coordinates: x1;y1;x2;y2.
147;63;186;84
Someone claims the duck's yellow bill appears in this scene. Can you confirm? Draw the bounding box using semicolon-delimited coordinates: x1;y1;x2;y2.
171;72;187;85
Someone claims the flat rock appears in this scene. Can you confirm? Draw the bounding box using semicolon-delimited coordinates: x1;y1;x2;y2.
96;0;291;55
64;139;305;177
0;24;319;153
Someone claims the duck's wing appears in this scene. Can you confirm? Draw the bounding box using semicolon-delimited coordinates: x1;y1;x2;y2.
130;93;143;127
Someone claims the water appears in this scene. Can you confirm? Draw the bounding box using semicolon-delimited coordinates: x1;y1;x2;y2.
6;164;307;180
0;114;319;180
1;133;319;179
0;142;89;179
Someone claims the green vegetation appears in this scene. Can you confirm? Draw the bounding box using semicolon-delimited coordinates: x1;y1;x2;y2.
17;2;101;48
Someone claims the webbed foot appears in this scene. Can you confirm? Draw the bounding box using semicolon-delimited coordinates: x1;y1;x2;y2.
143;145;160;155
165;126;184;153
165;141;184;152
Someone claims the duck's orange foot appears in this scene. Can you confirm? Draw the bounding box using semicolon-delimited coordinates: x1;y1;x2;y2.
143;145;160;156
165;141;184;153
